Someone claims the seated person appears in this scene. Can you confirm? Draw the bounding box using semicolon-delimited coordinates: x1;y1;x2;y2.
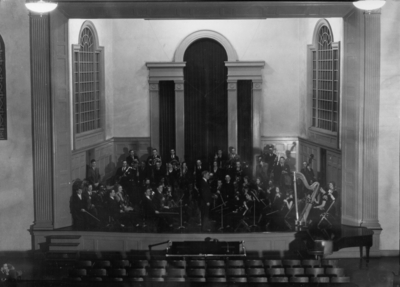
114;184;134;212
104;189;125;227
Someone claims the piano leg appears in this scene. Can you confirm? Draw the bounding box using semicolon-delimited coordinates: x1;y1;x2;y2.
366;246;370;265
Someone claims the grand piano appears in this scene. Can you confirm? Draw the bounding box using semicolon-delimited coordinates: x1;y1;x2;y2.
294;224;374;265
333;225;374;262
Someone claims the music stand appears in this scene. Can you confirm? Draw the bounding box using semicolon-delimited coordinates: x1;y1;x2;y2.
177;198;185;230
218;192;226;231
176;193;186;230
317;200;336;228
249;190;260;231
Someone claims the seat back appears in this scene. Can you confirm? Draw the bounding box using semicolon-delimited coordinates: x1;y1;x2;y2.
264;259;282;268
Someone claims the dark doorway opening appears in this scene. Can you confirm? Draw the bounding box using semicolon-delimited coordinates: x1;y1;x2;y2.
183;38;228;167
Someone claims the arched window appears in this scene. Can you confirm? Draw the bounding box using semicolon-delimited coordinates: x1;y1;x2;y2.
310;20;340;133
0;35;6;140
72;21;104;137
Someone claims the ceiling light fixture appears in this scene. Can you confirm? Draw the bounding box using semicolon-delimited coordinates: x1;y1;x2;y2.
25;0;58;15
353;0;386;12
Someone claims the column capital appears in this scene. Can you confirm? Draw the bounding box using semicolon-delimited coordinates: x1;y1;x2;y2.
252;81;263;90
227;81;237;91
175;83;184;91
149;82;159;91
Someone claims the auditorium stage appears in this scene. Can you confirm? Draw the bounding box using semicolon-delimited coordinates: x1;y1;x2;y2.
30;228;370;259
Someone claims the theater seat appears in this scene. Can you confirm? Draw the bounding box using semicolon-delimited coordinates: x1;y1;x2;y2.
264;259;282;268
245;259;263;268
302;259;320;268
282;259;301;268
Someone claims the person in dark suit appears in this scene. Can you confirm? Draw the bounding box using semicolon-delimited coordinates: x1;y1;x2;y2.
126;149;139;167
214;149;226;169
147;149;162;174
105;189;124;227
222;174;235;205
70;180;87;230
168;149;179;163
152;160;165;185
301;161;315;185
115;160;133;190
272;157;291;187
200;171;212;231
256;159;269;186
227;147;240;169
82;184;100;229
263;146;277;172
87;159;101;190
211;160;224;182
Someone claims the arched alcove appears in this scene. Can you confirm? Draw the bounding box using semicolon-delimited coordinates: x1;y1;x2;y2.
174;30;238;62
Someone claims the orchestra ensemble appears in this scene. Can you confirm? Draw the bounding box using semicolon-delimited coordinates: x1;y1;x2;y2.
70;145;338;232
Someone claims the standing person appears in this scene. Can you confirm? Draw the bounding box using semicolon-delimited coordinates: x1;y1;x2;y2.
126;149;139;167
152;160;165;185
301;161;315;185
168;149;180;163
180;161;191;190
211;160;223;181
272;157;291;188
70;180;87;230
115;160;132;191
256;160;269;186
227;147;240;169
264;146;277;176
200;171;212;231
214;149;226;169
87;159;101;190
147;149;162;172
82;184;100;229
222;174;235;206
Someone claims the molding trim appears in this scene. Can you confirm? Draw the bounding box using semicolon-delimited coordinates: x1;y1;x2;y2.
174;30;238;62
57;2;354;20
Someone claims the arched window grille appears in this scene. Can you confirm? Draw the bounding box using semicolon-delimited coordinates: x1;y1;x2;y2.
311;23;340;133
0;35;6;140
73;23;103;134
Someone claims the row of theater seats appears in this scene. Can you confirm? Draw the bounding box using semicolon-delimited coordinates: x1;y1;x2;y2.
67;258;350;283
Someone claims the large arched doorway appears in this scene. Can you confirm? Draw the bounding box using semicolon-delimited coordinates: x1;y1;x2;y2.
183;38;228;166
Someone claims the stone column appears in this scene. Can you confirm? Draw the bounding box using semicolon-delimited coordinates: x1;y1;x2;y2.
227;81;238;150
175;80;185;161
149;82;160;151
30;15;53;230
360;11;381;229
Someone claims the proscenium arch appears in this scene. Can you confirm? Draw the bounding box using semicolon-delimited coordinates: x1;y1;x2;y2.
174;30;238;62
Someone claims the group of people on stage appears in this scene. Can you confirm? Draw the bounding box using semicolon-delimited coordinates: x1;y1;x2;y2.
69;145;339;232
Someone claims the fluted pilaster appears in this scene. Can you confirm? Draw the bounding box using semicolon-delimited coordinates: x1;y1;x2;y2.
149;82;160;151
361;11;381;229
175;80;185;160
227;81;238;150
30;15;53;230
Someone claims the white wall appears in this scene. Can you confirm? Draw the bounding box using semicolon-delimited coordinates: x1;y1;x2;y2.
69;18;342;140
0;0;33;250
379;1;400;251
